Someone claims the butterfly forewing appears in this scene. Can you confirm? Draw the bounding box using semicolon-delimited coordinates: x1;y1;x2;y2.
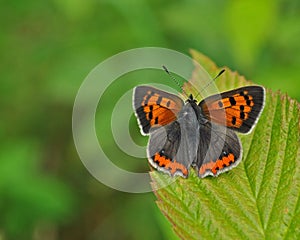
199;86;265;134
133;86;184;135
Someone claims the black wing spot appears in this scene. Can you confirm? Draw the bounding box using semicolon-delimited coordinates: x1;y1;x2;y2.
166;100;171;107
229;97;236;106
157;96;162;105
221;150;228;157
232;116;236;125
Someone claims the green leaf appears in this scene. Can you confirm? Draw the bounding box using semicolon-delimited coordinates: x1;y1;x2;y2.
151;50;300;239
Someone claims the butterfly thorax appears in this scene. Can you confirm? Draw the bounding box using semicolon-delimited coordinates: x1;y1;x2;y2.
186;94;208;124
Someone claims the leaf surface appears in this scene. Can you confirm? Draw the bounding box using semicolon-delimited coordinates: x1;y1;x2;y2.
151;50;300;239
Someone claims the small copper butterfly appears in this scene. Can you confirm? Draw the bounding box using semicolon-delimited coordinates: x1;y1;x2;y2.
133;68;265;178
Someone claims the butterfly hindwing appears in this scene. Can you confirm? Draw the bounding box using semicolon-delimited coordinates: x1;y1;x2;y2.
148;104;199;178
199;86;265;134
133;86;184;135
196;121;242;178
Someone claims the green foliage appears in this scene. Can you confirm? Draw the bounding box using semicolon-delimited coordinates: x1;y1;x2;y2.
151;51;300;239
224;0;277;69
0;141;74;239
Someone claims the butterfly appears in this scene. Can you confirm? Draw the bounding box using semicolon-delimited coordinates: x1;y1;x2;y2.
132;71;265;178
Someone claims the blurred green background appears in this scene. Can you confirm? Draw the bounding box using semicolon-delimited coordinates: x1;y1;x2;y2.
1;0;299;239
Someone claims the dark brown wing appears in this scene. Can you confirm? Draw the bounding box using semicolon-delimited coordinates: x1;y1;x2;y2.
196;121;242;178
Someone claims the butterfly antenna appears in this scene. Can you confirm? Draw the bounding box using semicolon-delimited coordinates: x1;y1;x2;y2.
194;69;225;99
162;66;188;97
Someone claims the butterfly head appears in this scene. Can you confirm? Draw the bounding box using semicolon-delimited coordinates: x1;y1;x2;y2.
187;94;197;103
